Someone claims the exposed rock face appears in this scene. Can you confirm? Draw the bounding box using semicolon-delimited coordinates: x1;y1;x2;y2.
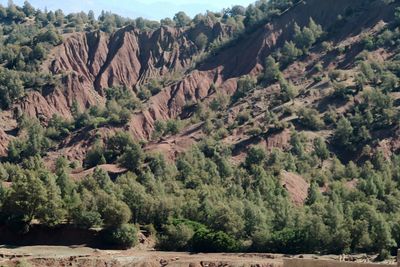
45;21;230;116
12;0;396;144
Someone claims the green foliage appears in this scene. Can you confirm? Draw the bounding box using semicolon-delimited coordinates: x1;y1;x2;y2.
173;11;191;27
279;78;298;103
333;117;353;149
293;18;323;52
0;68;24;109
232;75;257;103
84;142;106;168
118;142;144;172
313;137;329;162
245;146;266;167
280;41;302;66
195;33;208;50
262;56;281;85
158;222;195;251
103;224;138;249
298;108;324;130
7;117;50;163
192;228;240;252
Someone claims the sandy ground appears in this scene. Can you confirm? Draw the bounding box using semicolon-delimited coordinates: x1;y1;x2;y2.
0;246;396;267
0;246;284;266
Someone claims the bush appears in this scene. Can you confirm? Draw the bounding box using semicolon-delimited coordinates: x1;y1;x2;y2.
103;224;138;249
262;228;307;254
84;143;106;168
192;228;240;252
158;223;194;251
298;108;324;130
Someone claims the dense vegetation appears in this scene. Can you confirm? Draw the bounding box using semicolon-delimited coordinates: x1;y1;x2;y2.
0;0;400;259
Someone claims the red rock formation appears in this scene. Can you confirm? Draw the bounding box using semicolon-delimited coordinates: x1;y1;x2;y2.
15;0;396;143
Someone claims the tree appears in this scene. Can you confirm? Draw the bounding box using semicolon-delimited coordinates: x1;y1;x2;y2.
118;143;144;172
22;1;35;17
0;4;7;19
230;5;246;16
37;175;65;227
305;182;321;205
173;11;191;27
101;14;117;33
280;78;298;104
293;18;323;52
103;223;138;249
313;137;329;165
160;17;175;27
263;56;281;84
106;131;134;161
88;10;95;22
280;41;302;66
31;43;47;60
298;107;324;130
116;173;151;224
232;75;256;103
37;26;62;45
165;120;181;135
290;132;306;158
84;142;106;168
99;197;131;227
395;7;400;25
334;117;353;148
195;33;208;50
158;223;194;251
3;170;47;227
245;146;266;167
0;68;24;109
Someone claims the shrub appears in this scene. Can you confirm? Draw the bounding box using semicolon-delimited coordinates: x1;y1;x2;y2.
158;223;194;251
103;224;138;249
298;108;324;130
84;143;106;168
192;228;240;252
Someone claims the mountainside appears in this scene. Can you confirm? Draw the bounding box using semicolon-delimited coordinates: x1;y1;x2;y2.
1;0;400;259
13;0;396;162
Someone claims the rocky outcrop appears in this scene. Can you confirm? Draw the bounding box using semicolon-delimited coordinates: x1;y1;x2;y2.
15;0;397;143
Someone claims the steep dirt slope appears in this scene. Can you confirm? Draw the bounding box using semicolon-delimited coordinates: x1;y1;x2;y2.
123;0;397;139
18;21;231;120
15;0;393;131
1;0;397;164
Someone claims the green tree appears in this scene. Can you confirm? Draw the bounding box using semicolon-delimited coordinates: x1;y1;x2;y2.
280;41;302;65
173;11;191;27
37;175;65;227
313;137;329;165
103;223;138;249
22;1;35;17
195;33;208;50
84;142;106;168
334;117;353;148
305;182;321;205
245;146;266;167
118;143;144;172
3;170;47;227
158;223;194;251
280;78;298;104
263;56;281;84
0;68;24;109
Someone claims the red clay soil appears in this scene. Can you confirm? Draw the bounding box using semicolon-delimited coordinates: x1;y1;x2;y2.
280;171;309;206
14;0;395;141
70;164;128;181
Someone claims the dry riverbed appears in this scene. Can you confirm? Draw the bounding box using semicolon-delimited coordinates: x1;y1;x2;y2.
0;246;396;267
